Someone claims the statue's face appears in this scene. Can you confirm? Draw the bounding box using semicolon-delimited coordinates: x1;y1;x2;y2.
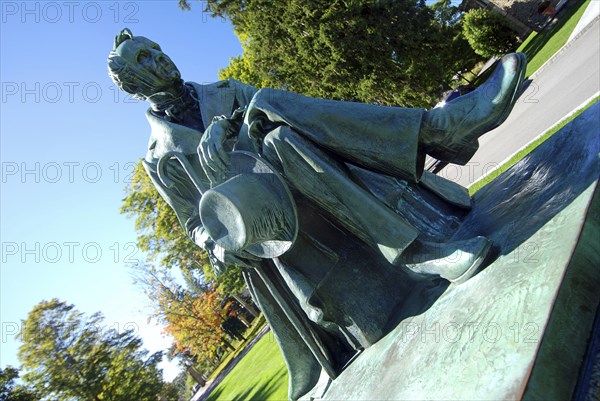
114;36;181;98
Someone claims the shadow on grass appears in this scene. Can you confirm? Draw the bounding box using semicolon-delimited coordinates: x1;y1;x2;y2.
518;0;588;69
197;328;271;401
206;368;288;401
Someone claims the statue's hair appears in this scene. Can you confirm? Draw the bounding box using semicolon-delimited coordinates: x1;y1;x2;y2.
114;28;134;50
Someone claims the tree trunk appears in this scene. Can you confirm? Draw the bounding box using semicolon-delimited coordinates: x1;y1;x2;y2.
187;366;206;386
222;338;235;351
456;70;473;84
232;294;259;317
236;312;251;328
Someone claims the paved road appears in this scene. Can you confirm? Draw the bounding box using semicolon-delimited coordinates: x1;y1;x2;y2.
438;18;600;187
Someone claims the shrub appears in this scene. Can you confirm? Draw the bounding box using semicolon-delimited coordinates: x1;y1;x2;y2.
463;9;519;57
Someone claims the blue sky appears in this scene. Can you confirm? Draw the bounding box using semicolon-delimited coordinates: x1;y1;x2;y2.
1;0;244;381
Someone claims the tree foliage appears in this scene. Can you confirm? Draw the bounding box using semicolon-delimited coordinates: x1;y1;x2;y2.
0;367;37;401
133;265;236;365
17;299;167;401
121;160;209;288
121;161;248;295
462;8;519;57
219;31;271;89
183;0;480;107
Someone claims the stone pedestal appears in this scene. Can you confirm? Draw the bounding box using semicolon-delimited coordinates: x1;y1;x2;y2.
316;103;600;400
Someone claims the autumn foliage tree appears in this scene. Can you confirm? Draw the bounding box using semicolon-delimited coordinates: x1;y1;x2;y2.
134;265;237;368
164;288;235;356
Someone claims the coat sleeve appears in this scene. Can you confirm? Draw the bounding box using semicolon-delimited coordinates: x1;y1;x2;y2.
142;157;204;243
229;78;258;109
143;156;254;274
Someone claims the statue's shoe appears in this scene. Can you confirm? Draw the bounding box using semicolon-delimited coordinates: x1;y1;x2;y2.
401;236;492;285
422;53;527;165
439;237;492;284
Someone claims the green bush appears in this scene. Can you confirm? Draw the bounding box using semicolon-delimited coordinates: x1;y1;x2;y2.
462;9;519;57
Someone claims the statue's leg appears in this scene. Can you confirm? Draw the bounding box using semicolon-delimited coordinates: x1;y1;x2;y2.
246;88;425;183
261;126;493;283
262;125;419;264
247;53;526;175
418;53;526;164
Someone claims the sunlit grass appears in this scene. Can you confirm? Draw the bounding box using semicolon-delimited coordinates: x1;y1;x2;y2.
205;315;267;382
205;332;289;401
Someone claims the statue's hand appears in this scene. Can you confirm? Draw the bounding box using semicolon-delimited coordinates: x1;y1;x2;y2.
194;227;259;274
216;247;261;270
198;118;235;186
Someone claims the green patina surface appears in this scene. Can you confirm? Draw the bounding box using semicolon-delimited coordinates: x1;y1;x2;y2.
319;102;600;401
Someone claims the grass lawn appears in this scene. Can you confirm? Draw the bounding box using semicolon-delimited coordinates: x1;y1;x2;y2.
469;95;599;194
205;315;268;382
517;0;593;77
205;332;289;401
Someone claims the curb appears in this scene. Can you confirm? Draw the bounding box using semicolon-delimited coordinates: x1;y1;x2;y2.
530;15;599;79
467;91;600;190
568;0;600;41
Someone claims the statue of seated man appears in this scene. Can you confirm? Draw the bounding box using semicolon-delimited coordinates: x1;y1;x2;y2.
108;28;526;280
108;28;526;399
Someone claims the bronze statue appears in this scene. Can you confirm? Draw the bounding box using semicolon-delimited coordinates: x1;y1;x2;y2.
108;28;526;400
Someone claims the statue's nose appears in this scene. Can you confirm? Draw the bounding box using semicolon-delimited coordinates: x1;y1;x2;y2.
150;49;165;64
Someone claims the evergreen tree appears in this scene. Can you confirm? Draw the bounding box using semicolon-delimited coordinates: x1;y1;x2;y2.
462;8;519;57
184;0;480;107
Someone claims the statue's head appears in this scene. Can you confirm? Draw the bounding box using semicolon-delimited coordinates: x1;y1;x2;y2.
107;28;183;102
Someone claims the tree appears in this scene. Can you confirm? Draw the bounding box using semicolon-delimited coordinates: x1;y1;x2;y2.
462;8;519;57
133;265;236;363
428;0;482;86
121;161;257;306
160;380;186;401
121;160;210;288
17;299;166;401
182;0;480;107
219;31;271;89
0;367;37;401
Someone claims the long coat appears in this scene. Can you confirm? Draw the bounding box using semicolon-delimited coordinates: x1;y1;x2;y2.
142;79;471;400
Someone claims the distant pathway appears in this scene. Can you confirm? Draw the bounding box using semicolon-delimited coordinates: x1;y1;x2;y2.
192;326;270;401
569;1;599;41
438;18;600;187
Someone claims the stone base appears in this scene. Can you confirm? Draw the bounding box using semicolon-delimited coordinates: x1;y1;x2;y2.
315;103;600;400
